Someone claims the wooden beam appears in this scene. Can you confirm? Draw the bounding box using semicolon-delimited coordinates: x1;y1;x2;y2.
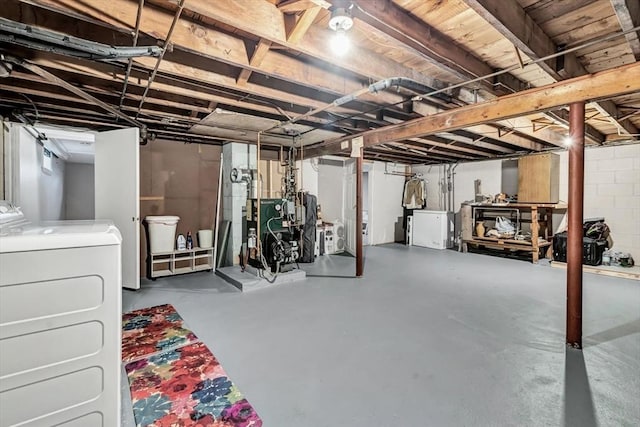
465;124;544;151
141;0;452;90
462;0;639;136
395;140;478;161
237;38;272;85
412;95;548;150
29;54;374;121
610;0;640;60
286;6;322;44
496;117;567;148
352;0;492;84
437;131;515;154
10;70;211;113
544;109;605;145
27;0;410;109
304;61;640;157
462;0;560;78
278;0;330;13
8;68;362;130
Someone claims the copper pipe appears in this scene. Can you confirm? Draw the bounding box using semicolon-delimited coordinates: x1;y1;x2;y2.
567;101;585;348
356;145;364;277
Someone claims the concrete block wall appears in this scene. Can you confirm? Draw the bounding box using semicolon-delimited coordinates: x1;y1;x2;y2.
413;144;639;258
222;143;257;265
558;144;639;257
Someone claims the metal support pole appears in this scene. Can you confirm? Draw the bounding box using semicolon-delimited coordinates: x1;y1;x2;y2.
356;147;364;277
567;101;585;348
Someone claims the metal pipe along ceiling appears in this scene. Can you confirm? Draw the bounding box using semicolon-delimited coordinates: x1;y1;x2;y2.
0;17;161;60
135;0;186;118
119;0;146;110
264;77;448;134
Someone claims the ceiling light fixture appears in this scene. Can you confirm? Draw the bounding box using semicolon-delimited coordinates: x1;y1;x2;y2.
328;6;353;57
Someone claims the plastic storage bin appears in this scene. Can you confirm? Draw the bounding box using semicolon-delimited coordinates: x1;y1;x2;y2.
145;216;179;253
197;229;213;248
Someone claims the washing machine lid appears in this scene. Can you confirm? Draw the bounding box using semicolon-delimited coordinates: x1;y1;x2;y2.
0;220;122;253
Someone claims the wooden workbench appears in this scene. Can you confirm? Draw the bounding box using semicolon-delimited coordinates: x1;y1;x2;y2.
461;202;567;263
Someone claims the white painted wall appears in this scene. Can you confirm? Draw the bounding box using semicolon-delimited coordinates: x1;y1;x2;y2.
64;162;95;220
13;125;65;222
413;159;503;212
414;144;640;258
368;161;406;245
316;159;406;245
1;116;4;200
317;159;345;222
297;158;318;196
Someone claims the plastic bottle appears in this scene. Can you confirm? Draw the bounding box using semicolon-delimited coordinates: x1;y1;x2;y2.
176;234;186;250
186;231;193;250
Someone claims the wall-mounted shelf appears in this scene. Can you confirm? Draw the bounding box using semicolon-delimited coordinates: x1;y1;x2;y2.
148;247;213;279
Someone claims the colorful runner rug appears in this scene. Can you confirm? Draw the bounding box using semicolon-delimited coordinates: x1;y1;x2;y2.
123;304;262;427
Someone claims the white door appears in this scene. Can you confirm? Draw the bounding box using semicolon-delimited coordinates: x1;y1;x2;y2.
343;159;356;256
95;128;140;289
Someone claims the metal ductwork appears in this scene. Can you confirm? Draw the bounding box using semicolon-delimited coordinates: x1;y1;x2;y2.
0;17;161;61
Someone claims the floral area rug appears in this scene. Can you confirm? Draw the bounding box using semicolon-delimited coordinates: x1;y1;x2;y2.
123;305;262;427
123;304;200;363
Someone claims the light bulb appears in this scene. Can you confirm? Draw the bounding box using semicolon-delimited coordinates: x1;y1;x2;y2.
563;136;573;147
330;29;350;56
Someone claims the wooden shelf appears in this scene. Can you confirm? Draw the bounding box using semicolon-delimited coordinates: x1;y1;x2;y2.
148;247;214;279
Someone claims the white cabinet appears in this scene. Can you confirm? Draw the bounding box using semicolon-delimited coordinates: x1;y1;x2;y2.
412;210;454;249
149;247;214;279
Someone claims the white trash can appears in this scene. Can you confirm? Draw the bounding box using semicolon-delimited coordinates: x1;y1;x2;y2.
145;216;180;253
197;229;213;248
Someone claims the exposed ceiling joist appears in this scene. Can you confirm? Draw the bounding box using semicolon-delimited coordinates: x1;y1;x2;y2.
142;0;450;90
462;0;639;136
237;38;272;85
277;0;330;13
285;6;322;44
305;61;640;157
610;0;640;60
352;0;493;87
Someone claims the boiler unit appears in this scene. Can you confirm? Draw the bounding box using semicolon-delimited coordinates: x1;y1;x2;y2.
244;198;302;273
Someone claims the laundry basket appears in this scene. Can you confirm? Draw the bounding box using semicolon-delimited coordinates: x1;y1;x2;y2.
145;216;180;253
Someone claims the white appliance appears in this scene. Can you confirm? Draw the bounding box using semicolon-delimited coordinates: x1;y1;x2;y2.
0;220;122;426
330;221;345;254
412;210;454;249
406;215;413;245
324;227;334;254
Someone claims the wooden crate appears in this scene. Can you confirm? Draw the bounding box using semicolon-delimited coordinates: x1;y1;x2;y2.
518;153;559;203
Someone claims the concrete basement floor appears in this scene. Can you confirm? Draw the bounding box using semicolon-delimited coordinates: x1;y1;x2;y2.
121;244;640;427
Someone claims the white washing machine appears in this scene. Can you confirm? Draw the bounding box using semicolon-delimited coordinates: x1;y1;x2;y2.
0;218;122;426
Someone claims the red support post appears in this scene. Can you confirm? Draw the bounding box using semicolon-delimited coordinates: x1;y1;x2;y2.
567;101;585;348
356;147;364;277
